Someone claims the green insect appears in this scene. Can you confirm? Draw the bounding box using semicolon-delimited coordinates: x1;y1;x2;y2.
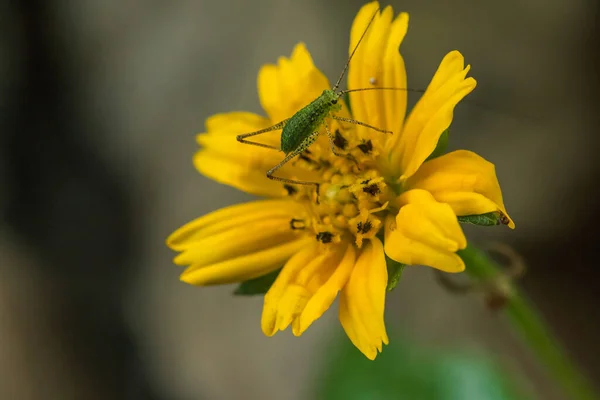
236;8;414;191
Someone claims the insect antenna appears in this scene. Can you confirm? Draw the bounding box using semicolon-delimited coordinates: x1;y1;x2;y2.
338;87;426;95
332;7;381;93
341;87;537;125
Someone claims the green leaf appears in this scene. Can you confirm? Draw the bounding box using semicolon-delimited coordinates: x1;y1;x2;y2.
385;255;405;291
458;212;502;226
315;331;531;400
425;128;449;161
233;269;281;296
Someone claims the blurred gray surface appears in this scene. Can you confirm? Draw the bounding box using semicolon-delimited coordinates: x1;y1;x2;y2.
1;0;595;399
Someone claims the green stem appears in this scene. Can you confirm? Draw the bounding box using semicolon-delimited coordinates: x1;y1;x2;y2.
458;245;598;400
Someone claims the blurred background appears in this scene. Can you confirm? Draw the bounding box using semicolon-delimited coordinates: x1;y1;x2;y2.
1;0;598;399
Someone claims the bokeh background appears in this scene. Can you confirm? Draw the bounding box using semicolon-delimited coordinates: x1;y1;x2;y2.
1;0;598;399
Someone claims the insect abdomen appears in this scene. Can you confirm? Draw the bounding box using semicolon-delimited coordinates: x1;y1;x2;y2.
280;95;332;154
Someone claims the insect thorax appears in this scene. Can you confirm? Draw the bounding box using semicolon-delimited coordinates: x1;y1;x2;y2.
281;90;341;154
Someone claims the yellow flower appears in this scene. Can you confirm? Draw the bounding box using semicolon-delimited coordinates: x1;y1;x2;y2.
167;1;514;360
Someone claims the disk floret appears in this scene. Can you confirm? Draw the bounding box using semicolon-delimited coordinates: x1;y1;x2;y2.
285;130;393;249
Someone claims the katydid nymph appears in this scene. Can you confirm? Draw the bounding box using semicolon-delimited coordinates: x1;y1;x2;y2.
236;8;421;195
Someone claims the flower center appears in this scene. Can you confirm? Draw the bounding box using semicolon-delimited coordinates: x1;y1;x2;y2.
284;127;395;248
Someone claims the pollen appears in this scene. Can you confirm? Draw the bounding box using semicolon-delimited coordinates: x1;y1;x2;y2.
284;184;298;196
357;140;373;154
333;130;348;149
316;231;334;243
357;220;372;234
363;183;380;196
290;218;306;230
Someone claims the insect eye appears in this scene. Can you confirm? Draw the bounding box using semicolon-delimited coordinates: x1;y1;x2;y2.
331;99;337;105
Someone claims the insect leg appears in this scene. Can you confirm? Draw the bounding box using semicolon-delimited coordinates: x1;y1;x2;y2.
324;121;345;158
236;119;289;150
324;121;360;167
266;132;321;198
329;115;393;135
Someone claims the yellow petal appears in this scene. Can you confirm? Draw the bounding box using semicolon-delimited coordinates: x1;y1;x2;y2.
339;238;389;360
200;111;281;156
382;12;409;140
174;218;299;267
295;244;357;335
385;189;466;272
388;51;476;180
348;3;409;150
258;43;331;123
405;150;514;228
263;243;349;336
197;130;281;162
180;237;312;286
349;5;393;135
261;243;321;336
194;150;285;198
205;112;272;136
166;199;305;251
275;284;311;333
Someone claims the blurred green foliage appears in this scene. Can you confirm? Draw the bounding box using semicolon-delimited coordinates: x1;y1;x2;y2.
233;269;281;295
315;330;530;400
